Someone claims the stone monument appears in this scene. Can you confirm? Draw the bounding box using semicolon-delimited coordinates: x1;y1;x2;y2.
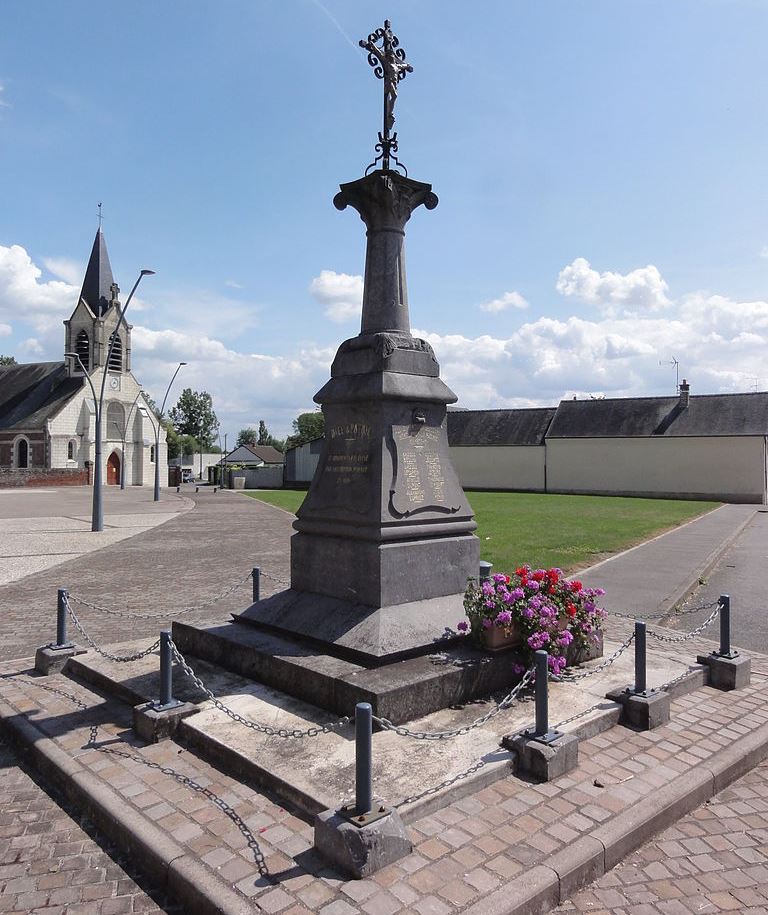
236;20;479;664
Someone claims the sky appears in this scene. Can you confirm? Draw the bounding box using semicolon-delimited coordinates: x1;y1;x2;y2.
1;0;767;442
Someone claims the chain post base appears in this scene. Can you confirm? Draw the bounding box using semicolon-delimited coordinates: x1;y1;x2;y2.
314;806;411;878
34;644;86;676
338;802;391;828
504;729;579;782
606;686;671;730
697;652;751;691
133;700;198;743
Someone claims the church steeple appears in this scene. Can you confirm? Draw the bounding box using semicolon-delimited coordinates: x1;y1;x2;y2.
79;229;117;316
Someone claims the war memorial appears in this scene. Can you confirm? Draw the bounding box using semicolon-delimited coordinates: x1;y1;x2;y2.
3;17;761;915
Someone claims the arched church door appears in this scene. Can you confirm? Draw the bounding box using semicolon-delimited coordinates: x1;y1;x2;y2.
107;451;121;485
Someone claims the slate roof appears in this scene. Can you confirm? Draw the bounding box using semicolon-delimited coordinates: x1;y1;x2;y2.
226;443;285;464
546;392;768;438
80;229;116;317
0;362;83;431
447;408;557;446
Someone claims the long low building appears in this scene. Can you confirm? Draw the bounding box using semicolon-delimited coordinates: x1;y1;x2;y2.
447;382;768;503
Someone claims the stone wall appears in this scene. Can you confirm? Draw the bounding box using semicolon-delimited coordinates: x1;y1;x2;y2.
0;468;88;488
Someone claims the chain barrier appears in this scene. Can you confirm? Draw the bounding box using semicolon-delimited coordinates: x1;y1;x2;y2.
65;596;161;663
646;602;722;643
556;632;636;682
394;758;488;809
170;641;351;738
7;674;271;878
552;699;607;730
259;569;290;588
66;568;255;621
608;597;719;622
373;668;534;740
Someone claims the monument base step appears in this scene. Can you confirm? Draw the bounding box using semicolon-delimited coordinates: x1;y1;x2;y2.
171;619;526;724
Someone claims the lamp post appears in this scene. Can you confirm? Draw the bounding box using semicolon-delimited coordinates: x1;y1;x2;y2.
119;388;148;490
154;362;187;502
65;267;154;532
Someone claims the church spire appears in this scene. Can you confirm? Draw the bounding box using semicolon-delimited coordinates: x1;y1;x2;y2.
79;228;117;317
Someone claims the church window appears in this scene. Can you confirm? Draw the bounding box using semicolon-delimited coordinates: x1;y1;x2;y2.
150;444;156;463
108;332;123;372
67;440;76;461
16;438;29;469
106;402;124;440
75;330;90;370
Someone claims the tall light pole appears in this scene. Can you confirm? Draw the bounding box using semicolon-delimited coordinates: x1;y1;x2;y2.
119;388;148;490
65;267;154;532
154;362;187;502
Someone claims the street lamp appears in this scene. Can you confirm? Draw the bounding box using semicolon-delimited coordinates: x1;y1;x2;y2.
65;267;154;532
153;362;187;502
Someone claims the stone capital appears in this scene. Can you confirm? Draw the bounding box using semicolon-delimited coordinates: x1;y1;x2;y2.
334;170;438;234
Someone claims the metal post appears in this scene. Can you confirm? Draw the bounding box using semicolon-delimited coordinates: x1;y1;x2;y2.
159;630;173;707
534;650;549;737
252;567;260;603
634;620;647;694
92;410;103;531
718;594;731;657
355;702;373;816
56;588;71;648
479;560;493;582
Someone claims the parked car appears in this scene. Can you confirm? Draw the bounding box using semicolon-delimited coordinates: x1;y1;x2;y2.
181;469;195;483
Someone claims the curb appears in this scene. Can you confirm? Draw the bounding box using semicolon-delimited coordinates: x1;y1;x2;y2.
0;698;256;915
462;714;768;915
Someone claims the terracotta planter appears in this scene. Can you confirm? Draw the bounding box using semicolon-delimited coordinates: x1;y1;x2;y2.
482;625;521;653
566;629;604;667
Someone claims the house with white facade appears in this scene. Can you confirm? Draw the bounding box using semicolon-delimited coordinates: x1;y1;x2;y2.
0;229;166;487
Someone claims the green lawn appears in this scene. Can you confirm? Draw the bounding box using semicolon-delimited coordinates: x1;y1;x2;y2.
244;489;717;574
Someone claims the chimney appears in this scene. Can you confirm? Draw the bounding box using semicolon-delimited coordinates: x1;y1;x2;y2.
679;378;690;409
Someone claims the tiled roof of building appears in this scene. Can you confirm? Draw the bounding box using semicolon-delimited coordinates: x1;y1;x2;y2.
447;408;557;446
226;443;285;464
546;392;768;438
0;361;82;431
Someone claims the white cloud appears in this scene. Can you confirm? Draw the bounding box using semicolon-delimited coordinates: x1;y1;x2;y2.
0;86;9;109
0;244;78;334
18;337;43;356
224;279;243;289
479;290;528;313
309;270;363;322
759;246;768;259
43;256;84;286
0;323;11;337
556;257;671;315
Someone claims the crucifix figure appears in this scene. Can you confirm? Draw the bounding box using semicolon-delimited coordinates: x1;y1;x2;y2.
359;20;413;171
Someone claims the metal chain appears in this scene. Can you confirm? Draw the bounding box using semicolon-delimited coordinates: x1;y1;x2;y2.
656;665;701;693
170;641;350;738
646;602;721;643
373;668;534;740
674;598;719;616
556;632;636;682
66;568;255;620
608;598;719;622
553;699;606;730
394;758;488;808
65;596;161;662
259;569;290;587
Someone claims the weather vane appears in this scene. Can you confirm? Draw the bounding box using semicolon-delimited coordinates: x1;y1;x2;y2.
359;19;413;175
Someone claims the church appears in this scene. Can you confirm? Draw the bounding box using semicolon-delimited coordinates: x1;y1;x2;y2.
0;230;167;488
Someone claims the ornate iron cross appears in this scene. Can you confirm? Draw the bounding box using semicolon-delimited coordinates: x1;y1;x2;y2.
359;19;413;174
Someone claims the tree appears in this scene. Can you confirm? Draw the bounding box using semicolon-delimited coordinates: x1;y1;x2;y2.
169;389;219;450
257;420;270;445
164;423;200;460
285;411;324;450
237;427;257;447
0;355;16;366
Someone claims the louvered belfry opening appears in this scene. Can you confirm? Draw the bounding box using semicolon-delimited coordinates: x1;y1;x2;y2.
108;332;122;372
75;330;90;370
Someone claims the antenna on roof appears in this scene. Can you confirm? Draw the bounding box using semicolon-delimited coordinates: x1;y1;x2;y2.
659;356;680;392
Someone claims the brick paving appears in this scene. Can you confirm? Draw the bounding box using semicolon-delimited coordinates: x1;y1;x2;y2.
0;626;765;913
0;492;291;661
554;756;768;914
0;736;179;914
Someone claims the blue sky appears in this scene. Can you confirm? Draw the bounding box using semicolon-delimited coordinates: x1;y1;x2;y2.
1;0;767;440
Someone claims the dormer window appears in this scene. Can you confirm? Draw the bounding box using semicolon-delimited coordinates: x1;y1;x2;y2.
75;330;90;371
108;332;122;373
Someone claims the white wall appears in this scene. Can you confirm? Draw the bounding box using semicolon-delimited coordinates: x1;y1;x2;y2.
449;445;546;491
546;436;766;502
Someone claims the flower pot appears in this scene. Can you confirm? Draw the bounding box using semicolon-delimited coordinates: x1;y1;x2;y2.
566;629;604;666
482;625;521;653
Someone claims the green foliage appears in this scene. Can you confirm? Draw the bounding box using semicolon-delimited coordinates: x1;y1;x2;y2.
168;388;219;450
237;421;284;452
164;423;200;460
285;411;324;450
237;427;257;447
245;490;717;574
0;355;17;366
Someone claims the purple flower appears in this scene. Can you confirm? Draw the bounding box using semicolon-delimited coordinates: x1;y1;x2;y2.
481;581;494;597
557;630;574;647
457;621;469;632
492;573;507;583
482;617;493;630
527;580;540;593
522;607;535;619
495;610;512;625
527;631;551;650
512;663;525;675
528;596;542;610
511;588;524;600
484;599;495;609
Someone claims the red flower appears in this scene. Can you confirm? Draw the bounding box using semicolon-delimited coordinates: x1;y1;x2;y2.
566;602;577;618
569;580;582;592
504;575;511;584
515;567;527;577
532;570;546;582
